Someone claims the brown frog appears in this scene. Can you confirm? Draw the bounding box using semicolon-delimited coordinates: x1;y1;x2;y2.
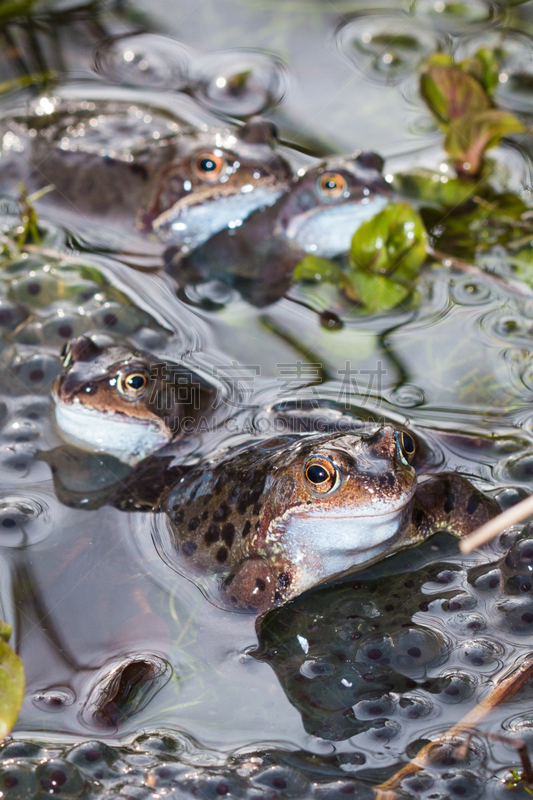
0;99;292;246
52;335;215;465
165;152;392;305
51;347;499;612
155;427;498;611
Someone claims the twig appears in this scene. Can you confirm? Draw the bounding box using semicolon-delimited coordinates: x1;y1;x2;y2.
459;494;533;554
374;654;533;799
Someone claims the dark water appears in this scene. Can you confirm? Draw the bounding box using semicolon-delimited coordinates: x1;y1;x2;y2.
2;1;533;798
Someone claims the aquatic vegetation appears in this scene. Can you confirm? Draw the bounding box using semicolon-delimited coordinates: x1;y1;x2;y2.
0;622;24;740
419;50;526;177
4;0;533;797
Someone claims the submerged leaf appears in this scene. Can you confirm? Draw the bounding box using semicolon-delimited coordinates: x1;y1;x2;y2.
342;271;411;313
423;191;530;259
420;63;490;126
392;169;476;208
0;622;11;643
445;110;526;175
350;201;427;281
293;254;341;283
0;623;24;740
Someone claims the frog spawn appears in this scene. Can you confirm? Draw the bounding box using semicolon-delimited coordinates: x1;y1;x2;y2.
3;528;533;799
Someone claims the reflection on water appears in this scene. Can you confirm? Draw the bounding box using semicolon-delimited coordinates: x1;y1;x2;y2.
2;0;533;797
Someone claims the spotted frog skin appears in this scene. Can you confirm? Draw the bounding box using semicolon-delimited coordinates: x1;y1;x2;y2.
165;151;392;305
110;426;498;612
53;335;215;465
1;100;292;248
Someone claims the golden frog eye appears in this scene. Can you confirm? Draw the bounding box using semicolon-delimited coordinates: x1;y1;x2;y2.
317;171;348;200
396;430;416;465
193;152;227;183
304;456;340;494
117;367;150;399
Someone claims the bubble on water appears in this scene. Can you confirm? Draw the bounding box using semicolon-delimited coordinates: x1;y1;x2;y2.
432;671;477;704
411;0;495;32
494;486;529;511
388;383;425;408
439;769;484;799
336;12;440;86
398;692;434;720
191;49;288;116
503;452;533;484
93;33;190;90
32;687;76;713
300;660;336;679
451;279;492;306
491;315;526;340
497;597;533;634
519;362;533;392
458;639;503;668
0;494;51;547
391;627;448;674
504;538;533;573
353;692;396;720
366;718;402;742
401;771;435;794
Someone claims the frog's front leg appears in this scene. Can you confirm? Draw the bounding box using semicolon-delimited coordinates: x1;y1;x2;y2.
413;473;500;541
222;558;277;612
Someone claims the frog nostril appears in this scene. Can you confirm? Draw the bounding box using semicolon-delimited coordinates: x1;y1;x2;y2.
297;190;318;211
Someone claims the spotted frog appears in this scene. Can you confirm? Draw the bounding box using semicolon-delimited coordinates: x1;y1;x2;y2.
51;352;499;611
53;335;215;465
153;427;498;610
1;99;292;249
165;152;392;305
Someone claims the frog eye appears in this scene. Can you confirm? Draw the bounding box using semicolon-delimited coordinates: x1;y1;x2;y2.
117;367;151;399
193;152;227;183
304;456;341;494
317;172;348;201
396;430;416;465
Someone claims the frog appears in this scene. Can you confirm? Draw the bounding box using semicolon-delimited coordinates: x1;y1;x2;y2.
164;151;392;306
52;335;215;465
152;426;498;611
49;349;500;611
0;99;293;248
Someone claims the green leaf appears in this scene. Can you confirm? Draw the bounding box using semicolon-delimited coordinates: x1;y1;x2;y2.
392;169;476;208
0;622;11;644
419;63;491;126
445;109;526;175
0;623;24;741
350;201;427;281
293;254;340;283
342;271;411;313
422;191;530;259
459;47;500;95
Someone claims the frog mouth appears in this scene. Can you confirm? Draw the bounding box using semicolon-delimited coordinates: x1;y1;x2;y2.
282;195;389;258
152;184;285;249
54;401;171;465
